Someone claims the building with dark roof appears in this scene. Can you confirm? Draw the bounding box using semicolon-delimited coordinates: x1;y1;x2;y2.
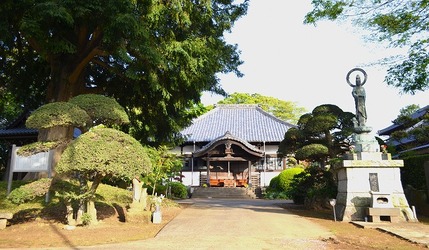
174;104;296;188
0;111;38;145
378;105;429;156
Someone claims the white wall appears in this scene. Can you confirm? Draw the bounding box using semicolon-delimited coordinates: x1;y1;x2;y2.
259;171;280;187
181;171;200;187
263;145;279;154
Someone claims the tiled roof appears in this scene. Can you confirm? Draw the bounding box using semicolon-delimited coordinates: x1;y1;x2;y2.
193;131;264;156
181;104;296;143
378;105;429;135
0;128;38;140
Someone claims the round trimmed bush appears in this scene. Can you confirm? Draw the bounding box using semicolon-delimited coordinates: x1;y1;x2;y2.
278;167;305;192
169;182;188;199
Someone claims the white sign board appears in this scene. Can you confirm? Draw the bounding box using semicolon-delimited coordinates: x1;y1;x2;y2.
7;144;53;195
12;150;51;172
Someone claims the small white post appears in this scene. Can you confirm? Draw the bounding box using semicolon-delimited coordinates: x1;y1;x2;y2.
330;199;337;222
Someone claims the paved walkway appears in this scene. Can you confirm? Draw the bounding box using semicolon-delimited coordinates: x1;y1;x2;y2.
28;198;429;250
81;199;334;250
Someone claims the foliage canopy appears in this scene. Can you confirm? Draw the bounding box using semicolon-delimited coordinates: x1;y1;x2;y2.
388;104;429;154
0;0;248;145
305;0;429;94
25;102;90;129
279;104;354;163
56;126;152;182
218;92;306;124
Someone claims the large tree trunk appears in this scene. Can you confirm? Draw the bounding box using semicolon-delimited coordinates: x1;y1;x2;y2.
46;56;87;102
36;59;91;178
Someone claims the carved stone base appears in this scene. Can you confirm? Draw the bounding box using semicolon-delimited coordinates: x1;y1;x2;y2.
334;153;417;222
353;133;379;152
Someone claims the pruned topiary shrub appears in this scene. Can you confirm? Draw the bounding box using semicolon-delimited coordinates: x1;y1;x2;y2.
26;102;91;142
268;175;280;191
289;166;337;208
264;168;305;200
69;94;129;127
26;102;90;129
16;141;69;156
295;144;329;161
56;125;152;225
278;167;305;192
57;126;152;181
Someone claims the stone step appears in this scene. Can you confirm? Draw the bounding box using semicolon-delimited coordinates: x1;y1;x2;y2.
192;187;256;199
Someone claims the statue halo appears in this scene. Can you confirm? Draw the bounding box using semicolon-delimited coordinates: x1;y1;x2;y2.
346;68;367;87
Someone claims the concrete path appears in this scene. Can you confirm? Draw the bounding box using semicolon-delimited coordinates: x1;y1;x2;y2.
82;198;334;250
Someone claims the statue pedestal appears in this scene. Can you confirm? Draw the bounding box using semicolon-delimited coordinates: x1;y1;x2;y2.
352;132;378;152
335;152;416;222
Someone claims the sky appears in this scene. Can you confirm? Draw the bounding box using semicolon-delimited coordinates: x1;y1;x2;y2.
201;0;429;136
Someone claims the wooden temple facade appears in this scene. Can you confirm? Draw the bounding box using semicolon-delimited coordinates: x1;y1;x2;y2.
174;104;296;188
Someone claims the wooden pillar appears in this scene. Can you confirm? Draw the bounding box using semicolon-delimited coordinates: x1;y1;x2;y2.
247;161;251;184
206;158;210;185
228;161;230;177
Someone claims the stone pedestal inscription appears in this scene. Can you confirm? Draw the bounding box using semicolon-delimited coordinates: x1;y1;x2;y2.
369;173;379;192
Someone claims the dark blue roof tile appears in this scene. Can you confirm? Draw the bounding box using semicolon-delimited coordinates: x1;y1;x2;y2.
181;104;296;143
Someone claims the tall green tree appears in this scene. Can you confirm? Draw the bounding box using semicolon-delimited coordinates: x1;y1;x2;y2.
0;32;49;127
0;0;248;145
305;0;429;94
218;92;306;124
278;104;355;164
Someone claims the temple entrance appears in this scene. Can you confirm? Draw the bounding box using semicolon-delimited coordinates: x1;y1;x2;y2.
208;161;249;187
190;132;265;188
